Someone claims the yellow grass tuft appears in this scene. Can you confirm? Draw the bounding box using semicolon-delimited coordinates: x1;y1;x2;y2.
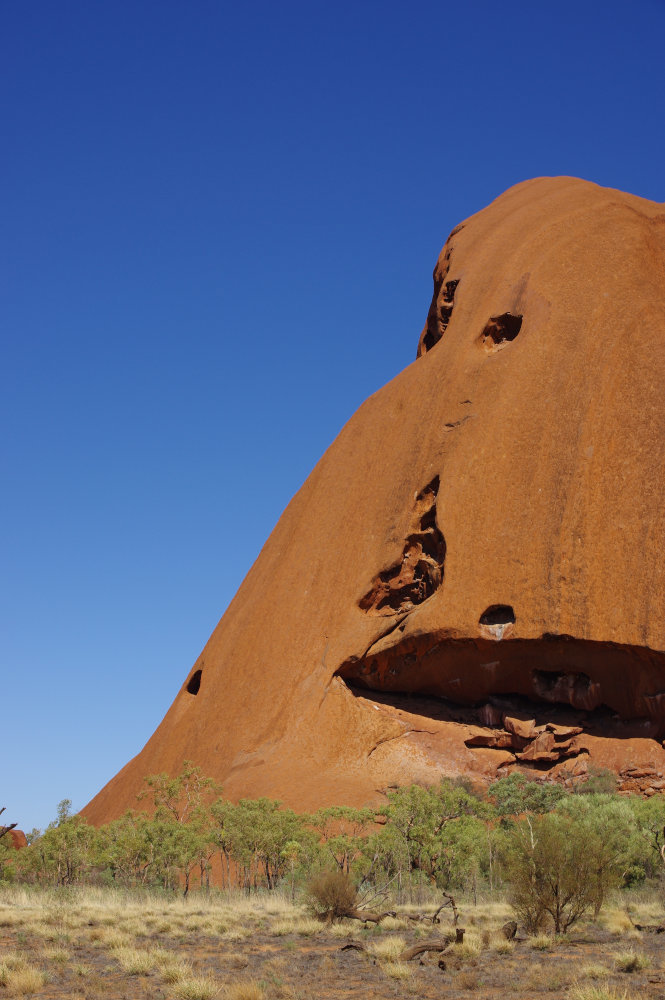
367;935;407;960
601;910;633;935
453;939;481;961
380;915;409;931
162;960;195;985
223;983;265;1000
0;952;29;972
382;961;412;980
569;985;633;1000
100;928;134;950
580;963;611;980
0;964;47;995
614;950;650;973
221;926;251;942
172;975;222;1000
271;916;321;937
114;946;155;975
528;933;553;951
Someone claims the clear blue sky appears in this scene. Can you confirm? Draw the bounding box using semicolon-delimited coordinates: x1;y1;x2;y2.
2;0;664;832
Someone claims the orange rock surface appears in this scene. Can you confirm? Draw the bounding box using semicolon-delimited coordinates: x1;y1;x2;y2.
8;829;27;850
84;177;665;823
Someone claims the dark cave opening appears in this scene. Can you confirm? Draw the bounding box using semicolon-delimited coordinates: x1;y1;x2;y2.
186;669;202;695
479;605;516;626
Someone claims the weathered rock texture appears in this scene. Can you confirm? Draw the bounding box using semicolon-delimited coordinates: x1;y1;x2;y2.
84;177;665;823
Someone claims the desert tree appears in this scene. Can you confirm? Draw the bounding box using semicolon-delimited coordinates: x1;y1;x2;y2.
501;797;634;933
138;760;220;824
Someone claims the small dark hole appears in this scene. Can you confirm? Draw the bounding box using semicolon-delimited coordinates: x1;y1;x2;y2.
186;669;202;695
479;604;515;626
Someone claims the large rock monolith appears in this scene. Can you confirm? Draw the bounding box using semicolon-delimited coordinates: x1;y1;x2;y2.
84;177;665;821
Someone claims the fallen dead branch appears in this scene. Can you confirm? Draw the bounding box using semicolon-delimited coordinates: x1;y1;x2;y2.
345;908;397;924
398;938;452;962
339;936;453;964
406;891;461;926
626;911;665;934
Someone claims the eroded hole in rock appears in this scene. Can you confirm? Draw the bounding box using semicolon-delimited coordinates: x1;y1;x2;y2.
336;634;665;766
480;312;523;352
417;229;461;357
186;669;202;695
479;604;516;641
479;605;515;626
359;477;445;616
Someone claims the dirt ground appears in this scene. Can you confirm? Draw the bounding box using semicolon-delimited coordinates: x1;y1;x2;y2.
1;888;664;999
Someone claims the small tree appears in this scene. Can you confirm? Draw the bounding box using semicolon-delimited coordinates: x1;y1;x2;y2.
489;773;565;816
501;805;629;934
138;760;219;824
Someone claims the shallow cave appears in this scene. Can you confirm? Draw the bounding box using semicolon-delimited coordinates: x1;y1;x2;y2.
479;605;515;626
480;312;523;351
336;632;665;743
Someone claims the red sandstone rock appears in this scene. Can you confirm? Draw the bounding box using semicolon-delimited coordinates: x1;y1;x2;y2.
464;728;515;749
546;724;583;738
8;830;27;850
504;715;537;741
83;177;665;824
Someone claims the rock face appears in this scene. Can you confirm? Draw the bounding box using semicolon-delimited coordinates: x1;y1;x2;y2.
8;829;28;850
84;177;665;823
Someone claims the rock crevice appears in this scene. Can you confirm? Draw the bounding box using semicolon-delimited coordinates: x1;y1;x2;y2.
359;477;445;616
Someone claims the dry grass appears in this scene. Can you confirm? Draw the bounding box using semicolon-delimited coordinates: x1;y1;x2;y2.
569;986;633;1000
456;969;480;990
0;884;660;1000
223;982;265;1000
0;963;47;994
452;939;481;961
0;952;29;972
492;938;515;955
367;934;407;960
95;927;134;949
172;975;222;1000
613;949;651;973
328;919;355;937
41;945;69;962
382;960;412;980
114;946;156;974
162;960;195;984
221;925;252;942
600;910;634;936
529;932;554;950
380;915;410;930
580;963;612;980
271;917;321;936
